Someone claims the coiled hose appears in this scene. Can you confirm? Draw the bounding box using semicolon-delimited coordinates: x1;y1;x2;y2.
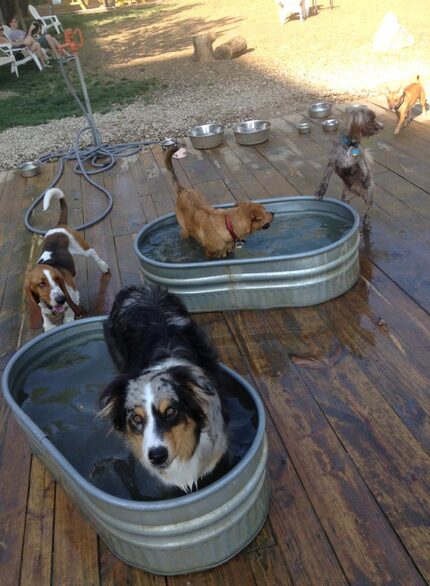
24;57;160;235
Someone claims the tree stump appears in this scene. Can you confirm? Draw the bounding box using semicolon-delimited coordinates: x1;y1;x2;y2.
192;33;216;62
214;36;248;60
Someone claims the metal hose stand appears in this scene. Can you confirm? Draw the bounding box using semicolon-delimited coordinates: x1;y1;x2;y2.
24;54;160;235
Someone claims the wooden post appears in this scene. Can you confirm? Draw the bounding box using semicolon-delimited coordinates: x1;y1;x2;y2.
192;33;216;62
214;36;248;60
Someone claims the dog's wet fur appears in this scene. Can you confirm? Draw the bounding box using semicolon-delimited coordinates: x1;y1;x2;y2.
99;284;228;492
315;105;383;231
164;145;274;258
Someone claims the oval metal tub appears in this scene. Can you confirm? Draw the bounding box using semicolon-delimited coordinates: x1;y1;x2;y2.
134;196;360;312
2;317;269;575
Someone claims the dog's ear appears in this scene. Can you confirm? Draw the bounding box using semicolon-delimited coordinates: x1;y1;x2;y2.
344;107;365;141
25;279;43;330
252;211;263;223
57;272;83;317
98;374;130;431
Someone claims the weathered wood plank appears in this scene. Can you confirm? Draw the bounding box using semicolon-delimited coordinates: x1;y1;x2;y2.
196;313;348;585
0;398;32;586
81;180;120;316
53;486;100;586
20;457;55;586
115;233;142;288
203;143;269;201
247;546;293;586
286;301;430;580
224;309;425;584
167;553;256;586
99;541;166;586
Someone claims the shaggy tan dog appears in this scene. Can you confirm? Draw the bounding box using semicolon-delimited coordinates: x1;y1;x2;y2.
164;146;274;258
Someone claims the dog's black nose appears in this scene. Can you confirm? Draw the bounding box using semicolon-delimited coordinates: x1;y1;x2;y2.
148;446;168;466
55;295;67;305
262;223;271;230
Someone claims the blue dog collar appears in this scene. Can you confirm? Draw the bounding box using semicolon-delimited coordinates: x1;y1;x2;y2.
341;134;361;156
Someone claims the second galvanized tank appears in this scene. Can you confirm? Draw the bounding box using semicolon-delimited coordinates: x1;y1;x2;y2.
134;196;360;312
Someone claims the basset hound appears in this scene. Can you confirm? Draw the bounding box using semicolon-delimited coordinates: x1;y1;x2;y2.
26;188;110;332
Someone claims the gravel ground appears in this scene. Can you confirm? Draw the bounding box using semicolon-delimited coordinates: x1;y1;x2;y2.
1;0;429;170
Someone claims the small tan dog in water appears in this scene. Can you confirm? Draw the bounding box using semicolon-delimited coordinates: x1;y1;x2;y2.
164;145;274;258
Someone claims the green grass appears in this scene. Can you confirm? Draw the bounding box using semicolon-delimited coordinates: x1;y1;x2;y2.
0;7;164;131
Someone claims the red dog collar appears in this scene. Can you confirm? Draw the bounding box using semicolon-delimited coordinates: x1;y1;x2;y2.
225;215;245;247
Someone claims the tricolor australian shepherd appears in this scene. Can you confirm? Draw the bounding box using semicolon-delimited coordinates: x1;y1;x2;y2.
99;285;228;492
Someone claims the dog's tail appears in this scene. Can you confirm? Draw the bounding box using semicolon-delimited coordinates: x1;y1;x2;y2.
164;145;182;188
43;188;68;226
315;162;334;199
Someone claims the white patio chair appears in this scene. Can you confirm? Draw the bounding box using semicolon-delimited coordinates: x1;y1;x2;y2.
2;26;43;75
0;43;17;74
277;0;310;23
28;3;63;35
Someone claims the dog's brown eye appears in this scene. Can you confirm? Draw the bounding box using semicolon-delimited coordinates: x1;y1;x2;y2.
38;281;46;288
164;405;178;420
129;413;143;433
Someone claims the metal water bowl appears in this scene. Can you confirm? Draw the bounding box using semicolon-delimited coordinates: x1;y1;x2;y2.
2;317;269;575
187;123;225;149
297;122;312;135
322;118;339;132
17;160;41;178
308;102;332;119
160;138;179;151
233;120;271;145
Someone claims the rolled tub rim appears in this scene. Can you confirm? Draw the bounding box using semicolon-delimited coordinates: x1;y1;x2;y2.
2;315;266;512
134;196;360;269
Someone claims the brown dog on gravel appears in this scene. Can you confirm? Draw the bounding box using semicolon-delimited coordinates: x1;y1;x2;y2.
164;145;274;258
385;75;427;135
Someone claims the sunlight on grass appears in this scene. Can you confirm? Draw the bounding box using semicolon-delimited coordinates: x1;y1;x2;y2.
0;65;159;131
0;6;165;131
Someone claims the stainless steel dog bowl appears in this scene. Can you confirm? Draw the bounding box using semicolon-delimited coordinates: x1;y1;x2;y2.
297;122;312;135
17;160;41;178
135;196;360;312
160;138;179;151
187;123;225;149
2;317;269;575
308;102;333;119
233;120;271;145
322;118;339;132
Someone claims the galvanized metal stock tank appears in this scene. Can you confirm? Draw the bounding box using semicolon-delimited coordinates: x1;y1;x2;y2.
134;196;360;312
2;317;269;575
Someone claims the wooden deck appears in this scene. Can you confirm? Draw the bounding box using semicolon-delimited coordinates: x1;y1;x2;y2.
1;98;430;585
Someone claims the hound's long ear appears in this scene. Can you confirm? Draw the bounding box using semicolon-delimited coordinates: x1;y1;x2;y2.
25;281;43;330
57;273;83;317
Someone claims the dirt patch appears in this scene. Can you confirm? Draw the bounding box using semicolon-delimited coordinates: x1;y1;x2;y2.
82;0;430;108
1;0;428;170
0;90;19;101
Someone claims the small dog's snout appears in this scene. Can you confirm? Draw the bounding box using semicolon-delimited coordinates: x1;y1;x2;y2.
148;446;168;466
55;295;67;305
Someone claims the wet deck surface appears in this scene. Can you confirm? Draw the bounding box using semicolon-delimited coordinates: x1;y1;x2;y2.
1;98;430;585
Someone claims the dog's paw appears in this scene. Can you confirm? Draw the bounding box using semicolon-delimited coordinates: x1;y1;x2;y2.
99;261;110;274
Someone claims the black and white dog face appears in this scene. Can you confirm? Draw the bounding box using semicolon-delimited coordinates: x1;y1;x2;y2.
100;285;227;492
